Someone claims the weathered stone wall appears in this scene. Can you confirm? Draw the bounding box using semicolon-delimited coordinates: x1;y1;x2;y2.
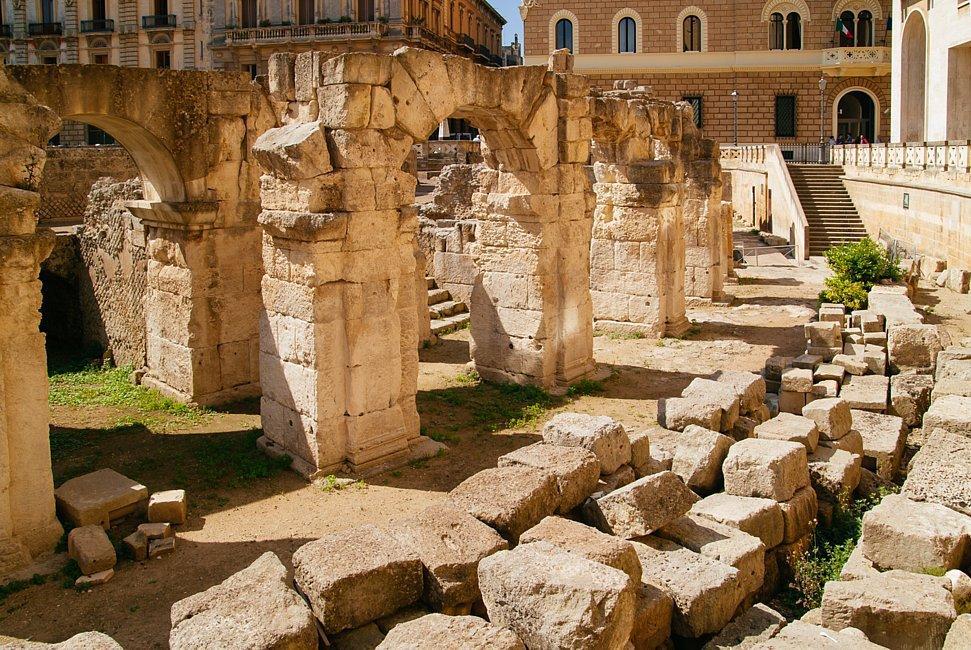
37;146;139;227
77;178;148;369
683;134;726;301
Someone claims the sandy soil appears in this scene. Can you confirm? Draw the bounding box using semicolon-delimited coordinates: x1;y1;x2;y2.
0;252;849;648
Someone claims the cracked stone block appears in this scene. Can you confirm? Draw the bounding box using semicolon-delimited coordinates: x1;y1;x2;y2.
541;413;632;474
765;620;885;648
754;413;819;452
590;471;698;538
390;504;508;611
704;603;786;649
148;489;187;525
832;354;868;376
448;466;559;543
819;428;864;456
67;525;116;576
0;632;124;648
801;398;852;441
722;439;809;502
814;363;846;383
628;429;652;477
598;464;636;493
780;368;813;393
903;429;971;517
808;447;861;503
477;541;636;650
778;390;807;415
888;324;947;374
861;493;971;574
376;614;524;650
169;552;317;650
292;524;423;635
632;536;744;638
330;623;385;649
520;516;642;585
777;486;818;544
714;370;767;416
923;395;971;440
806;322;842;348
630;582;673;650
850;410;906;481
811;380;840;399
691;492;785;549
944;613;971;649
682;378;741;431
840;543;880;582
840;375;889;413
821;570;957;650
54;468;149;528
670;425;734;494
658;396;722;432
498;443;600;514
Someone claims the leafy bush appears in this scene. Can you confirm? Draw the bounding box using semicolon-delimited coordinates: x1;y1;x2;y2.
824;238;901;288
820;276;870;311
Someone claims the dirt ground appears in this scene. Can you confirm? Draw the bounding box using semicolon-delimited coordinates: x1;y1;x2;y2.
2;248;963;648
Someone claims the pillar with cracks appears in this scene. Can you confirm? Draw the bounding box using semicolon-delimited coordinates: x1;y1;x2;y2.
253;48;597;477
0;69;64;575
682;121;726;303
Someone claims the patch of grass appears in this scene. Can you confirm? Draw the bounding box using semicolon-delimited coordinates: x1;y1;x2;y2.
193;429;292;488
784;485;898;611
454;369;481;386
60;560;82;589
566;379;604;397
471;382;558;432
0;574;45;602
607;331;645;341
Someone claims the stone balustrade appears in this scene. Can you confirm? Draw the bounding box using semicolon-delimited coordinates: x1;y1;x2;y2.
832;141;971;174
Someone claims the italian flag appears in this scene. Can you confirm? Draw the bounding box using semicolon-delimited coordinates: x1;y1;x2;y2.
836;17;853;40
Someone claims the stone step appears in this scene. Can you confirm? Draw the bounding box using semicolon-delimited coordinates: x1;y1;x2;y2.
427;288;451;305
429;299;468;319
430;312;471;336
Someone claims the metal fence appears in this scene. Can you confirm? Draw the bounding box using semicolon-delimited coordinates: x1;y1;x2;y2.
735;243;799;266
778;142;832;164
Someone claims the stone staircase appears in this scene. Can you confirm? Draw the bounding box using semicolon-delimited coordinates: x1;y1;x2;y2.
426;277;470;336
787;164;868;257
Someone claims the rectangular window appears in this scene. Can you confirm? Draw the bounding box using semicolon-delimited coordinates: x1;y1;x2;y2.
155;49;171;69
93;53;108;64
683;96;703;128
775;95;797;138
86;125;116;145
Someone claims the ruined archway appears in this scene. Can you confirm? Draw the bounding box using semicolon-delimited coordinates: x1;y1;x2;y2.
254;48;596;477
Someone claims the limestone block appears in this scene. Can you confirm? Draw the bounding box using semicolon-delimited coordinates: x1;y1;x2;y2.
477;541;636;650
903;429;971;516
801;398;852;441
252;121;331;180
628;429;652;477
821;570;957;650
657;514;766;598
777;486;818;544
329;623;384;648
670;425;734;493
864;331;888;349
853;309;885;333
792;355;823;371
704;603;786;649
390;505;508;611
731;416;758;441
886;324;947;374
148;489;187;525
376;614;524;650
861;494;971;574
448;467;558;543
169;552;317;650
520;516;642;585
840;375;889;413
317;83;372;129
814;363;846;383
780;368;813;393
936;347;971;382
754;413;819;452
806;346;842;362
632;536;744;638
54;468;149;528
923;395;971;439
149;537;176;559
811;380;840;399
948;269;971;294
598;465;635;493
691;493;785;549
840;542;880;581
722;439;810;502
763;356;792;382
590;471;698;538
139;522;173;540
75;569;114;588
122;531;148;561
763;620;885;648
808;447;862;503
919;256;947;279
862;346;887;375
832;354;868;376
630;583;674;650
945;614;971;649
658;396;722;432
67;525;116;576
498;443;600;513
682;378;741;431
850;410;906;481
778;390;807;415
890;373;934;428
806;322;842;348
541;413;632;474
292;525;423;634
714;370;767;416
819;428;864;456
321;53;393;86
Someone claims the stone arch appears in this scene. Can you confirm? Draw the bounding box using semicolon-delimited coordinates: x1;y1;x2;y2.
548;9;579;54
255;48;596;477
830;82;883;139
676;6;708;53
900;10;927;141
831;0;882;22
611;8;643;54
760;0;811;23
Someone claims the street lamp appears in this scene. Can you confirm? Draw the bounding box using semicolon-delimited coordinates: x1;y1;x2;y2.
818;76;828;163
731;89;739;146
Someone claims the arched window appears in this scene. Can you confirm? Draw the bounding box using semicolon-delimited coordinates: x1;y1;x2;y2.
683;15;702;52
769;13;784;50
618;16;636;53
839;10;855;47
857;10;873;46
555;18;574;53
786;12;802;49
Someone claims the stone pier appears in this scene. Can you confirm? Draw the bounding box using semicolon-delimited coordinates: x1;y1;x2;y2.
682;127;726;302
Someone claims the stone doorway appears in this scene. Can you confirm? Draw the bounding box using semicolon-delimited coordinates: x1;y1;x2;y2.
836;90;876;143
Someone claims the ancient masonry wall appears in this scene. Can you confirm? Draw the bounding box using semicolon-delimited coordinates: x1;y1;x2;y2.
37;146;139;226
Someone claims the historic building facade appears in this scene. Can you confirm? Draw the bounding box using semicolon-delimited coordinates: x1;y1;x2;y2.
520;0;893;147
0;0;507;73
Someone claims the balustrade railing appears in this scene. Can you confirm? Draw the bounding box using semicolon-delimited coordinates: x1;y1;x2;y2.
832;141;971;173
81;19;115;33
28;22;62;36
225;21;386;43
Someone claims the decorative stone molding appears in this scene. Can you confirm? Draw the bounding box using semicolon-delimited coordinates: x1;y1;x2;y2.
760;0;811;22
548;9;579;55
832;0;883;22
519;0;537;21
675;6;709;53
610;8;643;54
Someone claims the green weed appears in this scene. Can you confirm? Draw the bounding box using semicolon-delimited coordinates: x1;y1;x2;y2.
607;331;645;341
566;379;604;397
193;429;292;487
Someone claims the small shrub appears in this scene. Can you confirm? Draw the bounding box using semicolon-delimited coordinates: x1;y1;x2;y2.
819;276;870;311
824;238;901;288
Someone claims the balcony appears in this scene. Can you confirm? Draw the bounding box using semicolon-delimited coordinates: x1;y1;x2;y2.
142;14;177;29
0;24;11;38
28;22;63;36
81;19;115;33
821;46;890;76
221;21;387;46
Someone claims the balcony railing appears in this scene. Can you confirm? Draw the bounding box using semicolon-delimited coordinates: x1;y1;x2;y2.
832;141;971;174
0;24;12;38
821;46;890;75
28;22;63;36
223;21;386;45
142;14;177;29
81;19;115;33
